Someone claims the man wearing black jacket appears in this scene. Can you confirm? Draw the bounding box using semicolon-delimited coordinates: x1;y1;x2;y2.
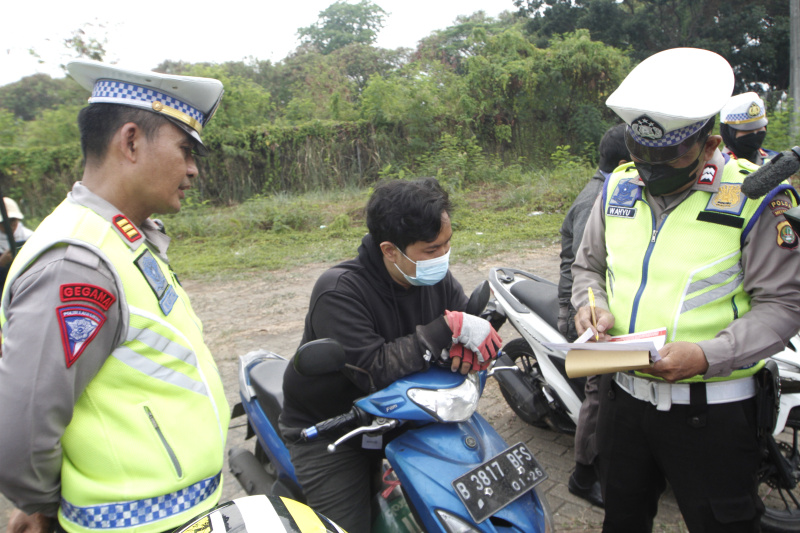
280;177;501;533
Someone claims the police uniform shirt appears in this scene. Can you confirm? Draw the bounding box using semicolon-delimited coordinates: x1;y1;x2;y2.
0;182;172;516
571;149;800;378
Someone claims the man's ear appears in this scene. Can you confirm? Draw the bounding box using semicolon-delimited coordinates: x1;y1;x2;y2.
379;241;398;263
116;122;142;163
703;135;722;160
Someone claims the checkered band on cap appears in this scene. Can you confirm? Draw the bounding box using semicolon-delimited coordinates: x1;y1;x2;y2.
60;473;220;529
91;80;206;126
629;119;708;148
723;111;760;124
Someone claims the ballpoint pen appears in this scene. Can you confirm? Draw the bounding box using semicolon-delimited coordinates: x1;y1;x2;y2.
588;287;598;341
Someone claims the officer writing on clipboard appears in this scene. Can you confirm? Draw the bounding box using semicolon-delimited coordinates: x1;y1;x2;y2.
571;48;800;532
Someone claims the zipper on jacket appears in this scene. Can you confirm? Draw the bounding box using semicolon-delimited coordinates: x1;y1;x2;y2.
629;206;666;333
144;406;183;478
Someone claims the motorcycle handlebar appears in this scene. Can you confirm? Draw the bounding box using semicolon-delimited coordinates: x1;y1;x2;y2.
301;406;363;441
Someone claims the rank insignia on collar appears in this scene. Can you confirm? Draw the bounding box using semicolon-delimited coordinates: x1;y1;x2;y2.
57;305;106;368
60;283;116;311
113;215;141;242
697;164;718;186
134;249;178;315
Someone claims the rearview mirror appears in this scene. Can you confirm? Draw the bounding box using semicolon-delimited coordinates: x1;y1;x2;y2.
466;280;490;316
293;338;346;377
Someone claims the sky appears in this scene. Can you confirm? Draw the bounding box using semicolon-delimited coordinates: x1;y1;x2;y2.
1;0;515;87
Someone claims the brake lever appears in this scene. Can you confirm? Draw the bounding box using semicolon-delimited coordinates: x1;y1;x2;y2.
327;418;399;453
486;365;519;378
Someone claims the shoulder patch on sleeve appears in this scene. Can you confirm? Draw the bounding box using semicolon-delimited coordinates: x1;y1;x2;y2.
57;305;106;368
777;220;798;250
60;283;116;311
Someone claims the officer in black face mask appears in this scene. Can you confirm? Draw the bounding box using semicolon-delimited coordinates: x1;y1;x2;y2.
719;92;778;166
569;48;800;532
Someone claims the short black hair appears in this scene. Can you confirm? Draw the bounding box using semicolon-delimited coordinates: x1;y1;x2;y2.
597;123;630;173
77;103;168;163
366;177;452;252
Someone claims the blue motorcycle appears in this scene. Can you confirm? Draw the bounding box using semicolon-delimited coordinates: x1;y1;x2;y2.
229;283;554;533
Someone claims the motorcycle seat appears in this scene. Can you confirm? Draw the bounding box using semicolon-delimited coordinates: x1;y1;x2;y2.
509;279;560;332
250;358;289;428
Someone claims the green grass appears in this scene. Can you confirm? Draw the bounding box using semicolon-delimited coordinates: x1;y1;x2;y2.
160;166;592;280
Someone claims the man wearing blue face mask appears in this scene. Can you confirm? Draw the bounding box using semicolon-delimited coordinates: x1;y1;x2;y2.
280;177;501;533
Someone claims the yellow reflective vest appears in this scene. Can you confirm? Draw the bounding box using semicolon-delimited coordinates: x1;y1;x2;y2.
603;158;798;383
1;199;229;533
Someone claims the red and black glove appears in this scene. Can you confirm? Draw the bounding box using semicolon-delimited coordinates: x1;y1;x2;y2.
449;344;492;374
445;310;502;364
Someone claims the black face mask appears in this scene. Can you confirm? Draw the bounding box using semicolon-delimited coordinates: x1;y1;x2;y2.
733;131;767;163
721;124;766;164
634;147;704;196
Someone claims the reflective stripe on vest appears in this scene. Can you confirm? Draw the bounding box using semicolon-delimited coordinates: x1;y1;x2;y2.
602;159;799;383
1;198;229;533
60;473;221;529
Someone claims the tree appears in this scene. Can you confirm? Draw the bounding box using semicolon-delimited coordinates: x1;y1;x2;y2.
297;0;387;55
514;0;790;92
414;11;519;74
0;74;85;121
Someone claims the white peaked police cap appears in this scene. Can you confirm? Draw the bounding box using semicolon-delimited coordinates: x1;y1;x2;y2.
67;59;224;154
1;198;23;221
606;48;734;163
720;92;768;130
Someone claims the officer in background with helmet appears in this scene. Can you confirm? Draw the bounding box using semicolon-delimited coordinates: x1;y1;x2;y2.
720;91;778;166
0;60;230;533
571;48;800;531
0;197;33;292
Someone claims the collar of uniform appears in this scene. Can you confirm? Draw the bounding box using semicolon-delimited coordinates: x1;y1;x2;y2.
630;149;726;194
689;149;726;194
70;182;171;256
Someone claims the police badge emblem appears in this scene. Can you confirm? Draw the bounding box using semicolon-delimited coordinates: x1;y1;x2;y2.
630;116;665;140
777;220;798;249
706;184;746;216
57;305;106;368
134;249;179;315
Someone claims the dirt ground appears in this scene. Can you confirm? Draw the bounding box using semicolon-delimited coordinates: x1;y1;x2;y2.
0;242;687;532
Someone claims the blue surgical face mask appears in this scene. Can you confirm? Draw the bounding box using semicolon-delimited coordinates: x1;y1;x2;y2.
393;246;451;286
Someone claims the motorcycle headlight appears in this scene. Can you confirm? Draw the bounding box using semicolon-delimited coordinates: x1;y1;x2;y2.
407;373;480;422
435;510;481;533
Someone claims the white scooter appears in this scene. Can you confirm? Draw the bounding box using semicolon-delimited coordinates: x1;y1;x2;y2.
484;265;800;532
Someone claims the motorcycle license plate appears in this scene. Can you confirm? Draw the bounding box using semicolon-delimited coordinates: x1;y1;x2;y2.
451;442;547;523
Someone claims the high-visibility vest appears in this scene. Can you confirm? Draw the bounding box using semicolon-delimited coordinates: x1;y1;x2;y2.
603;158;798;382
1;198;229;533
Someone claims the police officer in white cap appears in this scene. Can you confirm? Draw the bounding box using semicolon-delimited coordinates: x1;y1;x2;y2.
570;48;800;532
0;60;229;533
720;91;778;166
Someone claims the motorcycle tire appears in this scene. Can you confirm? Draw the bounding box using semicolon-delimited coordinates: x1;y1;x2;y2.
759;408;800;532
497;338;551;429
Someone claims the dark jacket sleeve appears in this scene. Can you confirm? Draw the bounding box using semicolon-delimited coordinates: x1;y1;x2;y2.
308;291;453;391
